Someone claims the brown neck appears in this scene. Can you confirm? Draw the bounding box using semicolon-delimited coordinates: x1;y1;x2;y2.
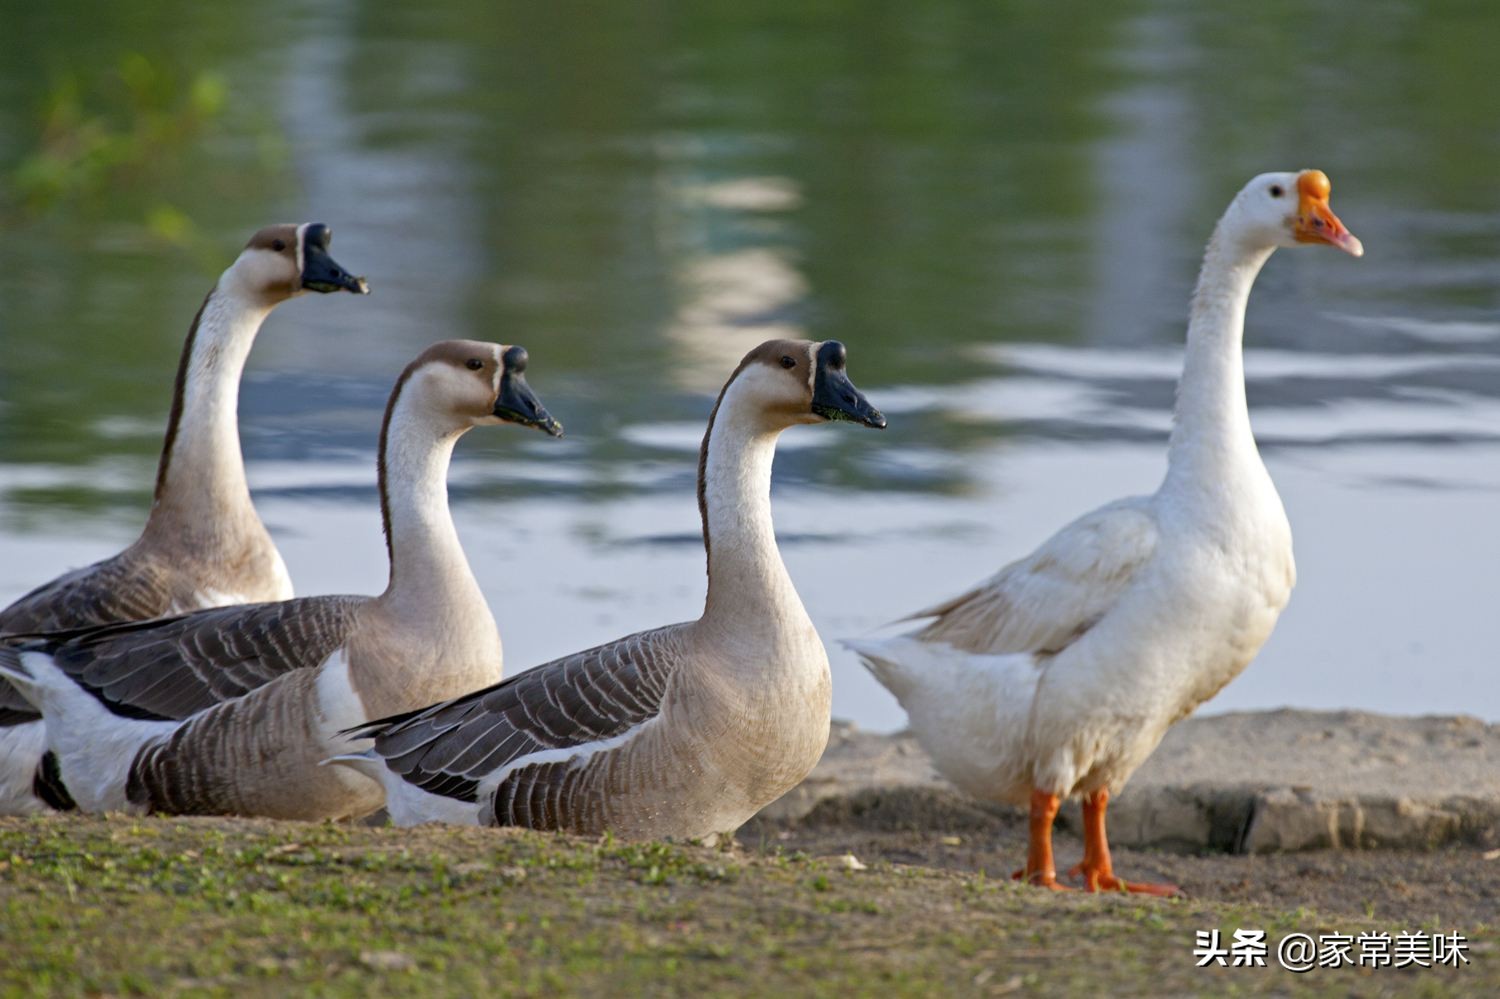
144;280;276;546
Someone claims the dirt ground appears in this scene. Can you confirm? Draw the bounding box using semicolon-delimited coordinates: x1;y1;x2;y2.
741;786;1500;929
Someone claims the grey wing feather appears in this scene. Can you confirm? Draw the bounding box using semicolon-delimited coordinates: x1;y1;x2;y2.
355;625;684;803
0;551;183;636
32;595;364;721
1;552;186;726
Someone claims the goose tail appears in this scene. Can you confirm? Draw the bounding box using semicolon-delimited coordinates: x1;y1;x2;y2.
0;650;172;813
842;635;925;703
0;651;103;723
0;647;42;709
0;647;80;815
322;750;482;827
321;750;386;783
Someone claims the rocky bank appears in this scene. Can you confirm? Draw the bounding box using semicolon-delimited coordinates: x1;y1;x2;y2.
760;709;1500;853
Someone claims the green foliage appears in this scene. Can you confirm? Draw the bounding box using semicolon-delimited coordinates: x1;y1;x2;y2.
9;52;227;230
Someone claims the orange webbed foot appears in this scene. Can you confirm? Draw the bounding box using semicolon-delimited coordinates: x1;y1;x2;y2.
1096;875;1182;898
1068;789;1184;897
1066;864;1182;897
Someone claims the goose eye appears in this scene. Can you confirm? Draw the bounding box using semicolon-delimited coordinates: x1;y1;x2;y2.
1268;185;1285;198
466;358;484;371
272;239;287;252
780;355;796;369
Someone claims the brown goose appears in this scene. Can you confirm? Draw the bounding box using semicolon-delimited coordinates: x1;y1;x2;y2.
331;339;885;840
0;222;366;815
0;341;561;821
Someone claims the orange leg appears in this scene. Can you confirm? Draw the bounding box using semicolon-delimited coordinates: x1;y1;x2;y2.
1011;790;1072;891
1066;789;1181;897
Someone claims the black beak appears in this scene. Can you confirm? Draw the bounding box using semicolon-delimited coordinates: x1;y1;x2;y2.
494;346;563;437
811;341;886;429
299;223;370;295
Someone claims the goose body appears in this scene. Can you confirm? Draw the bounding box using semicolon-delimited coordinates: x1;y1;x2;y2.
0;223;366;815
848;171;1362;892
0;341;561;820
332;339;887;840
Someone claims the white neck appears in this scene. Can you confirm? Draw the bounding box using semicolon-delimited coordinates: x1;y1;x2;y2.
1163;221;1275;498
376;390;495;639
145;280;275;539
698;379;811;640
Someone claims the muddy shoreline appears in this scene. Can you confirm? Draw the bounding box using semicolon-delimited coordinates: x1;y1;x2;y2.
765;709;1500;852
741;709;1500;925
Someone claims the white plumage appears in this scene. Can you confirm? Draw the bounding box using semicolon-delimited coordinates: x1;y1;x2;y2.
848;170;1363;893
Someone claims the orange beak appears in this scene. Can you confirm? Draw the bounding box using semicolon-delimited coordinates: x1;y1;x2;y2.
1293;169;1363;257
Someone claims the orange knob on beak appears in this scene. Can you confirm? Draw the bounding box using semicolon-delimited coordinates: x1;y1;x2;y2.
1294;169;1363;257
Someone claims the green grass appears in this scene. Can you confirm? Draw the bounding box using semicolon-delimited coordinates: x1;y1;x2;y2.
0;816;1488;997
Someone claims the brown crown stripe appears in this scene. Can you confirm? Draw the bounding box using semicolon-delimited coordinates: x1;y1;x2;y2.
243;224;300;252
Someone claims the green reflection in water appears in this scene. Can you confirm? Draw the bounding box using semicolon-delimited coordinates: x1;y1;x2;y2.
0;0;1498;524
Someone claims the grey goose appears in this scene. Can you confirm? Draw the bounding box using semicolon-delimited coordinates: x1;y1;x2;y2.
0;340;561;820
331;338;885;840
0;222;366;815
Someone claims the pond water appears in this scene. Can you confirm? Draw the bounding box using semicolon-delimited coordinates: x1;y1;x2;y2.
1;0;1498;730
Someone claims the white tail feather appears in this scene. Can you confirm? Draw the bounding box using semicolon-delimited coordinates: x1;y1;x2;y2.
841;636;921;702
0;649;38;706
325;751;483;827
320;751;385;781
0;721;51;816
8;651;176;813
0;652;56;816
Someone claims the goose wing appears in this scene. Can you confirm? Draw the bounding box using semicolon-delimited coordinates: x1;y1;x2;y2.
349;625;685;803
1;554;182;726
27;595;364;721
910;498;1159;656
0;552;182;636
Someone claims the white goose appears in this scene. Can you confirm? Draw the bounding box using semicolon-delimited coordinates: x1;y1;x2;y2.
330;339;886;840
0;340;562;820
846;170;1362;894
0;222;366;815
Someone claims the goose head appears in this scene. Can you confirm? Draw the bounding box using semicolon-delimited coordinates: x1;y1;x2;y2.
726;339;886;431
228;222;370;302
391;340;563;438
1225;170;1363;257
